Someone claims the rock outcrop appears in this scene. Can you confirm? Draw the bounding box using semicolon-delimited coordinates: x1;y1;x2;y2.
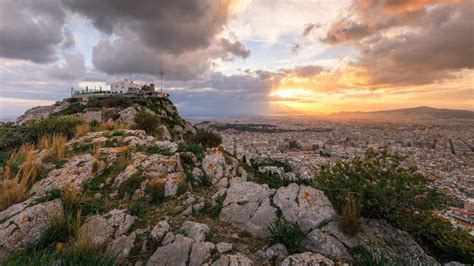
16;101;70;124
273;183;337;233
0;199;63;258
219;181;277;237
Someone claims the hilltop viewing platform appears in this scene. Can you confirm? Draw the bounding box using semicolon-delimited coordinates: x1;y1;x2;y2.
72;78;168;102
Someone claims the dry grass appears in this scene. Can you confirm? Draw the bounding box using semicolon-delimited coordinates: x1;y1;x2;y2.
44;134;67;162
92;142;102;157
72;210;98;254
38;135;52;150
97;121;129;131
74;123;91;138
61;183;82;208
113;151;130;174
0;144;37;210
339;193;360;236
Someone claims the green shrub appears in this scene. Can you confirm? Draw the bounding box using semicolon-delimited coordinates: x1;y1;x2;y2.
188;129;222;149
176;180;189;196
29;116;84;140
128;200;146;217
145;146;173;156
178;143;204;160
134;111;160;135
99;96;131;108
201;193;225;219
37;188;63;203
353;246;412;266
267;218;305;254
312;147;474;263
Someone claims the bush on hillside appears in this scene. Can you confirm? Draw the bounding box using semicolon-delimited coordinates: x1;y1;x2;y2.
134;111;160;135
28;116;84;140
268;218;305;254
311;147;474;263
188;129;222;149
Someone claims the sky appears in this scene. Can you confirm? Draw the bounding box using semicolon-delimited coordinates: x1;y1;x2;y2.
0;0;472;118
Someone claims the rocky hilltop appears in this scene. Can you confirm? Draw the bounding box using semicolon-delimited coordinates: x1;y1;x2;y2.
0;97;467;265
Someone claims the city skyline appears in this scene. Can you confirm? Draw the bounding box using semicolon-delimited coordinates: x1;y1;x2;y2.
0;0;473;118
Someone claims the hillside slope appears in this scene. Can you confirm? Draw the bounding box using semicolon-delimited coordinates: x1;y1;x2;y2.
0;97;464;265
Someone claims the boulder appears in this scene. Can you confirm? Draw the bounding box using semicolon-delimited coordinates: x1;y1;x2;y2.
255;243;288;262
78;209;136;247
158;125;172;141
179;221;210;242
301;228;351;261
150;220;170;243
147;235;193;266
155;140;178;153
203;149;239;185
219;181;277;237
117;107;138;124
321;219;439;264
211;253;254;266
0;199;63;260
281;252;334;266
216;242;233;253
30;154;102;195
190;241;215;265
273;183;337;233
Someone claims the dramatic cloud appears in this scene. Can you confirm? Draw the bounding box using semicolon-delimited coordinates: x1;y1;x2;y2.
321;0;473;86
91;31;244;80
0;0;68;63
47;52;86;80
357;1;474;85
62;0;248;80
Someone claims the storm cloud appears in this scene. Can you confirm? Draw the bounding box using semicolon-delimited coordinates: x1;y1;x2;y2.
62;0;249;80
0;0;68;63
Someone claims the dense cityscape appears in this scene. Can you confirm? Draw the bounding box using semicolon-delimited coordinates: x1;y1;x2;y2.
198;116;474;235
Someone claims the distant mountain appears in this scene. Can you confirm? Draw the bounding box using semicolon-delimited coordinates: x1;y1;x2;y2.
329;106;474;121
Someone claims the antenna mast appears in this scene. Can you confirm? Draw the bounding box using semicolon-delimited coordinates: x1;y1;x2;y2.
159;65;164;94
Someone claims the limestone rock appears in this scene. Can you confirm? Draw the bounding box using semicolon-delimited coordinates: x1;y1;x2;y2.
16;101;69;124
255;244;288;262
0;199;63;260
211;253;254;266
273;183;337;233
322;219;439;264
301;228;351;261
203;149;239;185
107;228;148;262
158;125;172;141
118;106;138;124
155;140;178;153
78;209;136;247
190;241;215;265
150;220;170;243
281;252;334;266
219;181;277;237
216;242;233;253
180;221;210;242
30;154;101;195
146;236;193;266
